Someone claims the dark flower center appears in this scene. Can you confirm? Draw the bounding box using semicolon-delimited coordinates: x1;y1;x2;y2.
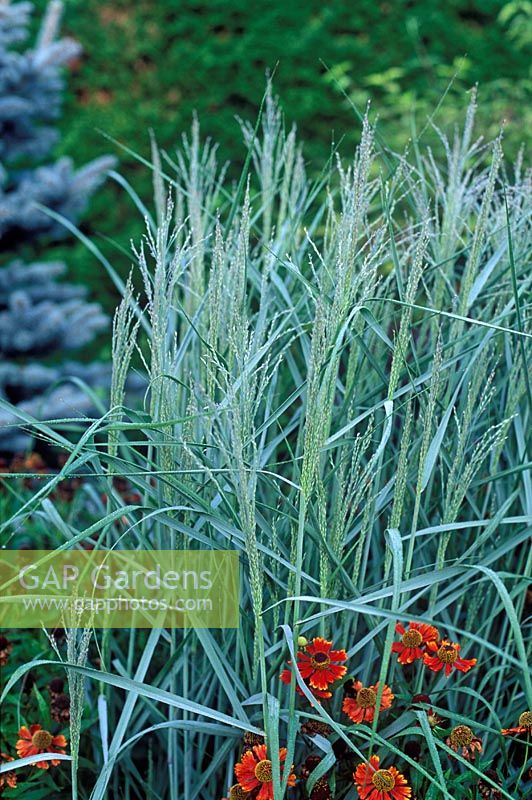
54;694;70;710
229;784;249;799
356;687;377;708
254;759;273;783
372;769;395;791
301;720;332;737
437;644;457;663
518;711;532;727
243;731;264;749
412;694;431;706
311;651;331;669
402;629;423;647
450;725;473;747
32;730;53;750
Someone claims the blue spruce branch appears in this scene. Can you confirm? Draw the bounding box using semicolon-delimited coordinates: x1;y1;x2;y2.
0;1;119;452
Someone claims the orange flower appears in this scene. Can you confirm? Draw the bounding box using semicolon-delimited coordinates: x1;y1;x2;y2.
281;637;347;695
446;725;482;760
0;752;17;790
392;622;439;665
15;724;67;770
423;639;476;677
342;680;394;724
234;744;296;800
354;754;411;800
501;710;532;737
280;668;333;700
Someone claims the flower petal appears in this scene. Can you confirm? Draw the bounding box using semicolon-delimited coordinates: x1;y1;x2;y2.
256;782;274;800
52;735;67;748
306;637;332;655
329;649;348;662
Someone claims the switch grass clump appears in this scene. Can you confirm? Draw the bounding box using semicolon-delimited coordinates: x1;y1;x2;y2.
0;86;530;800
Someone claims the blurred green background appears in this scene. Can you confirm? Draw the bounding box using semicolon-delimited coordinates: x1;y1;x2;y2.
32;0;531;347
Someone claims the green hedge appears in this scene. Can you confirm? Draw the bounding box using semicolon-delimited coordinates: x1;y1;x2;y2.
33;0;531;331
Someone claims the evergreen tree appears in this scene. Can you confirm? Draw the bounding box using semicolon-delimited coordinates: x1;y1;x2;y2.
0;0;115;451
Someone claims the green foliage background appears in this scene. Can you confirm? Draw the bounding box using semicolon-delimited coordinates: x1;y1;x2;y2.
33;0;531;332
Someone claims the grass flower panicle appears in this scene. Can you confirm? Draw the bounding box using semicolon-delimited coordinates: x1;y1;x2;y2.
354;755;411;800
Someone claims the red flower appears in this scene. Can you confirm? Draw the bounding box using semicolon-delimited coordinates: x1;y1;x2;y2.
281;637;347;693
423;639;476;676
280;668;332;700
501;710;532;737
392;622;439;665
15;724;67;770
354;754;411;800
234;744;296;800
342;680;394;724
0;752;17;791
